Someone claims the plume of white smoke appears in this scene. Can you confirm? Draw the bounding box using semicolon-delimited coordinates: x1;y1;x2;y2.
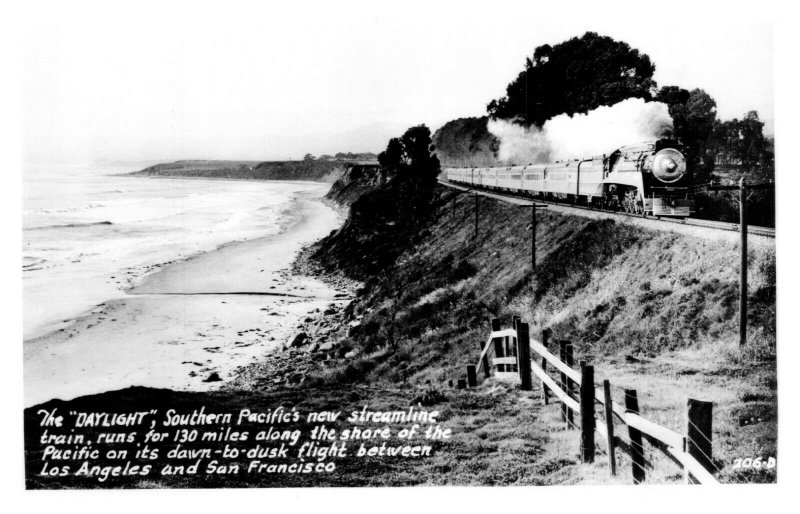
486;119;553;164
487;98;674;164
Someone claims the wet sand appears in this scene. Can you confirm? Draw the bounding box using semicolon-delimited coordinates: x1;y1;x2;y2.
23;188;351;407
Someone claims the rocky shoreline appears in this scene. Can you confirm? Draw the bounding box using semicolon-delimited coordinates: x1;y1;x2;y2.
223;241;362;391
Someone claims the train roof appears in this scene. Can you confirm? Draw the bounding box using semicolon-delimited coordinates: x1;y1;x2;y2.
443;138;681;170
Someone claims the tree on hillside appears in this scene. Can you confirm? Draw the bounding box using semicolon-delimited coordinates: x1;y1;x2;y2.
655;86;718;183
334;151;379;162
354;124;441;229
377;125;440;183
312;126;441;279
432;117;499;167
487;32;656;126
399;125;441;185
378;137;404;175
709;111;772;177
738;111;771;172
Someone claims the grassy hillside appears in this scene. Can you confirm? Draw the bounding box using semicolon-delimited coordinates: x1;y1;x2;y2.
313;187;774;375
304;184;776;483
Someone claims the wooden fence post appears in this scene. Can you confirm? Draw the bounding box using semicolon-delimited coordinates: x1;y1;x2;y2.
531;202;537;277
558;341;574;427
466;365;477;388
517;322;532;391
512;317;520;372
504;331;510;371
479;341;491;378
625;389;646;484
565;343;576;429
602;380;617;476
559;341;567;421
686;398;713;483
579;362;595;463
541;329;551;405
491;318;504;372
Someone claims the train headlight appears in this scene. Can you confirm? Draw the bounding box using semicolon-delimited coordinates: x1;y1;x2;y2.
651;148;687;183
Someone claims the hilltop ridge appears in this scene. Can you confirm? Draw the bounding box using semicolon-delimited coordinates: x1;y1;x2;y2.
130;159;378;183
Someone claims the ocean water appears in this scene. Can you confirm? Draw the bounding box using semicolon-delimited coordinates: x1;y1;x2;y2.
23;163;319;340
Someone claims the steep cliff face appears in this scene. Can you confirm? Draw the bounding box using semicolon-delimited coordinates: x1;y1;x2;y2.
251;160;353;182
317;165;435;279
130;159;364;183
323;164;384;206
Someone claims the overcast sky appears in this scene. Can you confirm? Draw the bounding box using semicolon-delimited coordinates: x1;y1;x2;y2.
23;1;775;165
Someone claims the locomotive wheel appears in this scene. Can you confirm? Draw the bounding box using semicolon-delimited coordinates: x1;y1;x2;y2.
622;191;632;213
622;189;643;214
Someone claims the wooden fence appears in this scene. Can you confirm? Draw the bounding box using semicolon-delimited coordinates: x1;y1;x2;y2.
462;318;720;485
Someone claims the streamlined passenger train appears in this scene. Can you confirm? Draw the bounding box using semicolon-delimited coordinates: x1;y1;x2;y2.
445;139;693;217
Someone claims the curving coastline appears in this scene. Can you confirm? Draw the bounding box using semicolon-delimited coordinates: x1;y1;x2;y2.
23;184;351;407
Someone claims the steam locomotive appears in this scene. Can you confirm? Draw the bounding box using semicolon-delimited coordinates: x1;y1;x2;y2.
444;139;693;217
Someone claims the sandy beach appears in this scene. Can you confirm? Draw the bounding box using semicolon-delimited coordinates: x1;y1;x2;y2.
23;185;352;407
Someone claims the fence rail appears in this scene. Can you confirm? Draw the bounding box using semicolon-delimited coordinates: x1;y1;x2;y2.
465;319;719;485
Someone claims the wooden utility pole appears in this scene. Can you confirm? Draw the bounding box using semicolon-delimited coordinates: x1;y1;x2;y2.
739;178;748;347
474;193;479;239
529;202;547;292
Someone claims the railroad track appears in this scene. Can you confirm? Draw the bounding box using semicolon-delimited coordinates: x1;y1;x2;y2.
438;179;775;239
